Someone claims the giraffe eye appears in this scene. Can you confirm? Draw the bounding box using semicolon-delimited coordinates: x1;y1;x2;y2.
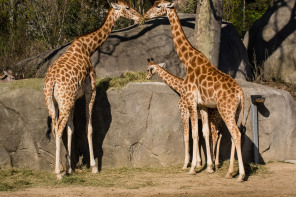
156;5;161;8
126;7;130;10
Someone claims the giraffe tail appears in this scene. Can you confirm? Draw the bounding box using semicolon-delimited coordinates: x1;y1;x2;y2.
240;88;246;133
45;83;57;141
46;116;52;141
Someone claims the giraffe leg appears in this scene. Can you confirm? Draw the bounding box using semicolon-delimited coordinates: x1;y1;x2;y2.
55;135;62;180
188;103;201;175
85;82;98;174
66;109;74;174
200;107;214;173
218;102;245;181
215;132;222;168
55;114;69;180
179;99;190;169
209;121;217;164
226;138;235;178
225;121;245;182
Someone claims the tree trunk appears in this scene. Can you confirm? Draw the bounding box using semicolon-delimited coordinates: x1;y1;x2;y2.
194;0;223;67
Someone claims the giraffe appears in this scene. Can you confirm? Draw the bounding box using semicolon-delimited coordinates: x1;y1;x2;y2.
146;59;223;170
144;1;246;181
43;0;141;180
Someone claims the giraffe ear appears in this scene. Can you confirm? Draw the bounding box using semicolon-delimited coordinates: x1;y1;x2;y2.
111;3;121;10
3;70;7;76
153;1;160;6
166;2;175;8
158;63;166;68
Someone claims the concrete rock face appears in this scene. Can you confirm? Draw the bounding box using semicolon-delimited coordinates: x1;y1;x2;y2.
0;88;60;171
0;81;295;170
101;83;184;168
15;14;251;80
236;80;296;163
244;0;296;84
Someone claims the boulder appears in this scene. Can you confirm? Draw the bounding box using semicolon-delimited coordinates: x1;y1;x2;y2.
227;80;296;163
0;81;295;170
15;14;251;80
243;0;296;84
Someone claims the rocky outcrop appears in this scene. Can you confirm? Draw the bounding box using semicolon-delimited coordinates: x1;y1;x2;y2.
244;0;296;84
15;14;252;80
0;81;295;171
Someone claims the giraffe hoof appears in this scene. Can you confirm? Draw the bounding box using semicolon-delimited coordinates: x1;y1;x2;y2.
215;164;220;169
237;174;245;182
66;168;73;175
182;164;188;169
92;166;98;174
188;168;196;175
225;172;233;179
56;173;63;180
206;166;214;173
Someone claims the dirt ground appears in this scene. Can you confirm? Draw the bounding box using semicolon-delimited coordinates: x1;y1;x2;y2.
1;162;295;197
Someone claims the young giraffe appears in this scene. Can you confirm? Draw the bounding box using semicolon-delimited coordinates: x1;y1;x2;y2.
146;59;223;169
43;0;141;180
144;1;246;181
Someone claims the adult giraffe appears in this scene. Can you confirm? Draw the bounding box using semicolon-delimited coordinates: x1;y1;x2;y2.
144;1;246;181
146;59;223;169
43;0;141;180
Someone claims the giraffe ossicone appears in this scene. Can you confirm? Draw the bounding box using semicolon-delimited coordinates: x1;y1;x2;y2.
43;0;141;180
144;0;246;181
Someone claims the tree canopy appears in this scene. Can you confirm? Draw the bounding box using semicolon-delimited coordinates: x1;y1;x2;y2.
0;0;274;76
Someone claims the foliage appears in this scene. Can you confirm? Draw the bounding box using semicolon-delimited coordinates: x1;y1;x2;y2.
0;0;155;75
178;0;274;37
223;0;274;37
0;0;275;76
178;0;198;13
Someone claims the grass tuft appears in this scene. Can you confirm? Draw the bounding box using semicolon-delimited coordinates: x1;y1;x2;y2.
216;160;269;178
95;71;150;95
0;71;149;93
9;78;44;91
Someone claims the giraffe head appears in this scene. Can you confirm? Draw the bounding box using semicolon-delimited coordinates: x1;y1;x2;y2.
111;0;142;22
146;58;165;79
144;0;174;19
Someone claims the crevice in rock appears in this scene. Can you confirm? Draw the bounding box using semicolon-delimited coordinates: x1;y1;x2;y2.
129;142;139;164
0;101;25;122
38;148;54;157
145;93;153;130
262;145;270;153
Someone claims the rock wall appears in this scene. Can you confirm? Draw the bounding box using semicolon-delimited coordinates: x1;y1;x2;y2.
0;81;295;171
15;14;252;80
244;0;296;84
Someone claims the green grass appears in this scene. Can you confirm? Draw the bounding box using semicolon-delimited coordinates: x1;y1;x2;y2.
95;71;149;94
216;160;269;178
0;161;270;191
0;165;163;191
0;71;149;92
8;78;44;91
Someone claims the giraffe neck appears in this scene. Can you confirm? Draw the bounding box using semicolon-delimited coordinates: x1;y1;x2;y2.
154;66;183;94
167;8;200;68
76;8;117;56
